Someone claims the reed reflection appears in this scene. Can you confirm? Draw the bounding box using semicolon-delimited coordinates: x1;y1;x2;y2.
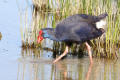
17;46;120;80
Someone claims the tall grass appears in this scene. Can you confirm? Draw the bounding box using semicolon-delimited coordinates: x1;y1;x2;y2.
20;0;120;58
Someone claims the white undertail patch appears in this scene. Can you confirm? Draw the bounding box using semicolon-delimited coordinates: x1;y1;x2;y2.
96;20;106;29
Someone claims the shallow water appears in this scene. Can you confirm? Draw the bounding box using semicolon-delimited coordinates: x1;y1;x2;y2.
0;0;120;80
18;56;120;80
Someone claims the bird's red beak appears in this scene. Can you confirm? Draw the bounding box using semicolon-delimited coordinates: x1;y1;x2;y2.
37;30;43;43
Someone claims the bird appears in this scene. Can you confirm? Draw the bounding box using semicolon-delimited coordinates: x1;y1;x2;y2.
37;13;108;64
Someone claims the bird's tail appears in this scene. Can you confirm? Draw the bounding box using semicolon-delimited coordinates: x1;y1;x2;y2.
97;13;108;20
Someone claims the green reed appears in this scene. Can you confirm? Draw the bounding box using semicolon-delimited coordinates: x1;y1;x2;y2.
20;0;120;58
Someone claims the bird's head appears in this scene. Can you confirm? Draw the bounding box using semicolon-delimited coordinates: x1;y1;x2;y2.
37;30;44;43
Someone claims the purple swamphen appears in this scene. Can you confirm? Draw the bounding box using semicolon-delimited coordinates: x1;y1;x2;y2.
37;13;108;64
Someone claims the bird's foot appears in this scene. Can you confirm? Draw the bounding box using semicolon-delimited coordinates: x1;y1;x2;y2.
53;59;58;64
52;46;69;64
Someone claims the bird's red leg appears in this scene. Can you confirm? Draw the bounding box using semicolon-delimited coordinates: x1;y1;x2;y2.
85;42;93;64
53;46;69;64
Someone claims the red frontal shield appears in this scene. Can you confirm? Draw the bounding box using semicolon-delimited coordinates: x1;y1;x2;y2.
37;30;43;43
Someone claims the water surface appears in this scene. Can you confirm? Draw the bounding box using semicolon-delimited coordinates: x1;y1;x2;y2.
0;0;21;80
0;0;120;80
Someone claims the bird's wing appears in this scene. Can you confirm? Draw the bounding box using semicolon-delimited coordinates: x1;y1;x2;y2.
55;22;103;43
57;13;108;27
58;14;95;25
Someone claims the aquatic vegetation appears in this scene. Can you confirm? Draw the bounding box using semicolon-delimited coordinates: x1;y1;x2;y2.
20;0;120;58
0;32;2;40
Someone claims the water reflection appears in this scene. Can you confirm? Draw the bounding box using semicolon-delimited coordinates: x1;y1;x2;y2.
17;48;120;80
54;62;93;80
85;63;93;80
